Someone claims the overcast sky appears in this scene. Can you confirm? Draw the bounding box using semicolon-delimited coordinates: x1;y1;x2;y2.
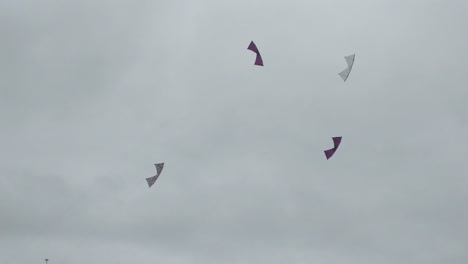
1;0;467;263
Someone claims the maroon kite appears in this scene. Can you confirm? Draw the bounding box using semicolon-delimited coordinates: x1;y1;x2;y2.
324;137;342;160
247;41;264;66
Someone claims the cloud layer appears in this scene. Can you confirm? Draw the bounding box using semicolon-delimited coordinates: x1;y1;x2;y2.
1;0;467;263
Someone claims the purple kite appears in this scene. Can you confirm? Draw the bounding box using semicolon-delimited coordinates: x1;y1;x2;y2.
247;41;264;66
324;137;342;160
146;163;164;188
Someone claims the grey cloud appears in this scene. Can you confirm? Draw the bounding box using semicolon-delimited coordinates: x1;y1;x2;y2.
1;0;467;263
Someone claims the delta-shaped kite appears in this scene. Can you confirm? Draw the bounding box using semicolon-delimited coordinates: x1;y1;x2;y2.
247;41;264;66
146;163;164;188
324;137;342;160
338;54;355;81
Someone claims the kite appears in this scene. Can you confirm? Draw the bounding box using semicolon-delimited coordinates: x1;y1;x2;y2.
247;41;264;66
324;137;342;160
146;163;164;188
338;54;355;81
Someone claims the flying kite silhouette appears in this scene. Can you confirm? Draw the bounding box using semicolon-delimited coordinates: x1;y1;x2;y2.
247;41;264;66
324;137;342;160
338;54;355;81
146;163;164;188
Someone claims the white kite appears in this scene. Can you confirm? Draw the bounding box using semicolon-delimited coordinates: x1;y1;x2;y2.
338;54;355;81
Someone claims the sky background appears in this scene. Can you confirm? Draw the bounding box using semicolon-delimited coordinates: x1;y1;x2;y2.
0;0;467;263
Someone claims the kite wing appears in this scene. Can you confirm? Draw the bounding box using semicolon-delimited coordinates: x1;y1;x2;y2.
155;163;164;176
324;137;342;160
339;68;351;81
339;54;355;81
247;41;264;66
146;175;158;188
146;162;165;188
